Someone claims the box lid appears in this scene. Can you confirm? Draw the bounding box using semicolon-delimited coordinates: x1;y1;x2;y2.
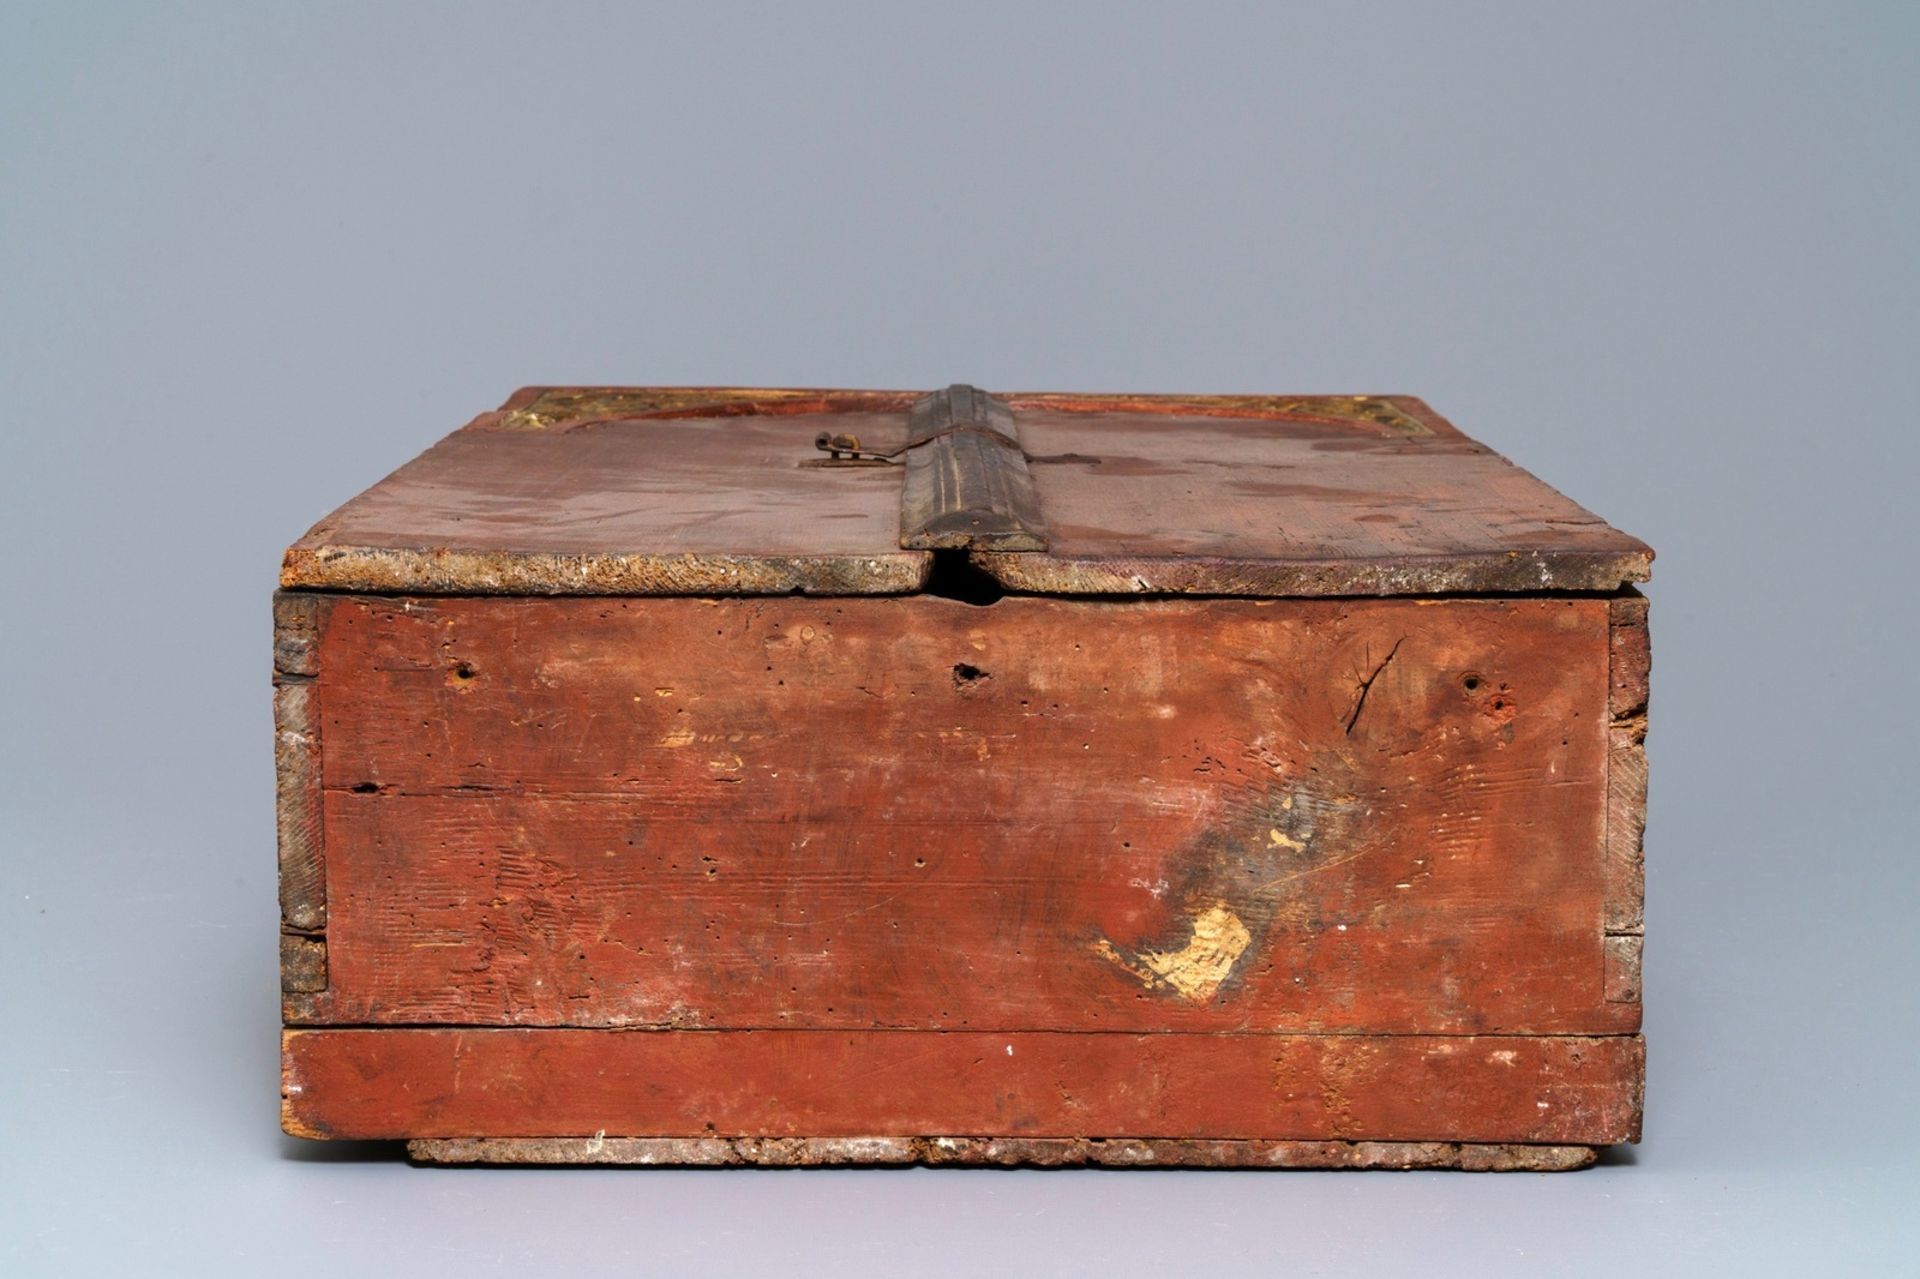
281;385;1651;597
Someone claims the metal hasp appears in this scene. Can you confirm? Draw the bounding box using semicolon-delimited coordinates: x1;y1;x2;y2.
898;384;1048;551
806;432;897;466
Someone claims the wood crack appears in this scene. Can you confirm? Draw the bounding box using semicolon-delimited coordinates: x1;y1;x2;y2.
1344;637;1405;735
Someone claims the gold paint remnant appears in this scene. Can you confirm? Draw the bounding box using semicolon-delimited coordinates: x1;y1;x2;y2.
494;387;858;431
1009;392;1432;436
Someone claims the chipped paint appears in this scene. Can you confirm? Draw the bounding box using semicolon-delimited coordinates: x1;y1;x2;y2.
1089;772;1371;1005
1138;903;1253;1002
1092;900;1253;1004
488;386;918;432
1127;876;1171;899
1008;392;1435;436
970;548;1649;598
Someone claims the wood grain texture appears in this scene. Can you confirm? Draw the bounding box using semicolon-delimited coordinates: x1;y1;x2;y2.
1606;592;1650;939
281;411;930;595
275;594;331;998
1603;934;1643;1005
485;386;921;431
272;592;324;677
283;1028;1643;1144
280;388;1650;597
406;1135;1599;1171
280;933;328;994
292;593;1630;1036
481;388;1450;437
272;655;326;935
978;405;1651;596
1008;392;1451;437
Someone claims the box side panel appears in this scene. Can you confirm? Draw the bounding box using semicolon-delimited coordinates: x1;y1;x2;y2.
297;594;1629;1036
1604;592;1650;1014
282;1028;1643;1146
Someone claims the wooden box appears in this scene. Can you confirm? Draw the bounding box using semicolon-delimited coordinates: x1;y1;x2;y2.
275;385;1651;1170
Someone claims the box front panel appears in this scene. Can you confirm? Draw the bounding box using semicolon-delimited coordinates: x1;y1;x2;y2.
290;593;1629;1039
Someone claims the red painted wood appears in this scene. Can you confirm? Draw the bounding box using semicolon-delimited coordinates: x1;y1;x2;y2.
300;593;1632;1036
282;1028;1643;1145
992;405;1649;589
280;389;1650;598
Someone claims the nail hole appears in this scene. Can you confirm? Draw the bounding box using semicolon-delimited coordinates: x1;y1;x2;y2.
952;663;988;688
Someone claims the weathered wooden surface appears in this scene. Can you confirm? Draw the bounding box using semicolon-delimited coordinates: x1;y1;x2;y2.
272;686;324;930
273;594;328;999
1012;392;1450;436
283;1029;1643;1144
280;387;1650;597
281;410;929;596
287;592;1634;1036
487;386;920;431
484;388;1448;436
978;406;1650;596
1605;591;1651;1005
407;1135;1599;1171
273;385;1652;1161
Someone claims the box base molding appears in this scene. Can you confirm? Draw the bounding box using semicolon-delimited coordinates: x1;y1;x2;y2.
287;1028;1642;1148
407;1135;1600;1171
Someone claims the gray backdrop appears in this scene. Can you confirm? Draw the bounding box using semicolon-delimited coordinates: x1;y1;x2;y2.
3;3;1916;1274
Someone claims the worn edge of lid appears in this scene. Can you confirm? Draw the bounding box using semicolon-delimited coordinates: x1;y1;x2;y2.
970;548;1651;598
279;546;932;596
469;386;1463;438
473;386;924;431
